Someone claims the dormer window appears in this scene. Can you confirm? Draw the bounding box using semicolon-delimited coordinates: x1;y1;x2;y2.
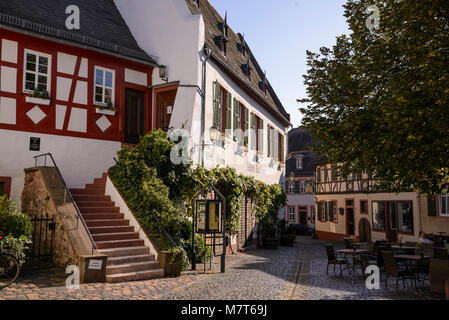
296;156;303;169
193;0;200;8
240;34;246;57
220;12;229;54
243;54;252;78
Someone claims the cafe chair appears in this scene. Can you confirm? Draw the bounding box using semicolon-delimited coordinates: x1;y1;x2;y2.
344;238;354;250
382;251;416;293
325;245;348;277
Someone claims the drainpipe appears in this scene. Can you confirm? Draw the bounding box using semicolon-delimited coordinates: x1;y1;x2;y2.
200;46;212;167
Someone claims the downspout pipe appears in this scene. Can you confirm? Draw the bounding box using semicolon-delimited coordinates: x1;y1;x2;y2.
200;46;212;167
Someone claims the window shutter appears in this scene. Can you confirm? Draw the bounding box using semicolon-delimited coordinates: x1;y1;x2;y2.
294;181;299;194
273;131;279;159
428;196;437;216
250;112;256;150
317;203;322;221
233;98;240;133
243;106;249;146
226;91;232;134
278;132;283;162
258;119;264;153
267;125;271;157
334;202;338;222
213;81;221;130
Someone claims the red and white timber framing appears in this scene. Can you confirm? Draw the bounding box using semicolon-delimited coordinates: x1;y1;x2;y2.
0;29;154;142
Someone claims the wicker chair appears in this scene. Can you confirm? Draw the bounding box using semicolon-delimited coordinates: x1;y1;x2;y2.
382;251;416;292
325;245;348;276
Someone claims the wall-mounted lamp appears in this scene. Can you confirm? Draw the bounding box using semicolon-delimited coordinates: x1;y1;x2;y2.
159;65;168;81
209;126;221;142
289;172;295;183
339;208;345;216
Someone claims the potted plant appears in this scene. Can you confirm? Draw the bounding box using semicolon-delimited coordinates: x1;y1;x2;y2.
260;218;279;250
25;88;51;105
159;248;183;278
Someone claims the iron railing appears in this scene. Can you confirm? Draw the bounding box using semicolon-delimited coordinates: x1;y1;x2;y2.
113;158;179;250
33;153;96;255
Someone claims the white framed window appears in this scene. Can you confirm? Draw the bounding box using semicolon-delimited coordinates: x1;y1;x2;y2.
94;66;115;105
299;181;306;194
439;194;449;217
288;207;296;222
296;156;303;169
288;181;295;194
23;49;52;94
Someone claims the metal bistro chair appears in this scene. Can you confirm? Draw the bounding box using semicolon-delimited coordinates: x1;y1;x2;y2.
325;245;348;277
344;238;354;249
382;251;416;292
355;243;377;274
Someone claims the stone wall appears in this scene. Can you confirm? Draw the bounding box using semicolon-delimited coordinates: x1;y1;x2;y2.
22;167;87;269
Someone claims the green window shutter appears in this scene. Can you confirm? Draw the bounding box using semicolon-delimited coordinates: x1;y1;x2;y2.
428;196;437;216
294;181;299;194
258;119;264;153
250;112;256;150
243;106;249;146
213;81;221;130
273;132;279;159
317;203;322;220
233;99;241;141
226;91;232;134
267;125;271;157
280;133;285;162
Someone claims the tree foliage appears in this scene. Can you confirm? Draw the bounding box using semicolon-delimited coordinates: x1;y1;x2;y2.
299;0;449;195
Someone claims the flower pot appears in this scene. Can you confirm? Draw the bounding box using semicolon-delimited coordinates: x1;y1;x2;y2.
96;108;116;116
159;251;182;278
25;96;51;106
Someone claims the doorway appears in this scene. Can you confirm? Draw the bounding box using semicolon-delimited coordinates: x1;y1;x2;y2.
346;199;355;236
358;219;372;243
299;207;307;226
386;202;398;243
124;88;146;144
155;89;177;131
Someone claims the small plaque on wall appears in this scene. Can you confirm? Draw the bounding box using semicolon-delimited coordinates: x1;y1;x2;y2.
30;137;41;151
88;259;103;270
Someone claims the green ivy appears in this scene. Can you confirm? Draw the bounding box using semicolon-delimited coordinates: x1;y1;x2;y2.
109;130;287;268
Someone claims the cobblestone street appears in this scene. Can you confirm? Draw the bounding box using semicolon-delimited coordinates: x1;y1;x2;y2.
0;236;445;300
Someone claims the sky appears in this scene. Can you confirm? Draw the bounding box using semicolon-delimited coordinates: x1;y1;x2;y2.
209;0;349;128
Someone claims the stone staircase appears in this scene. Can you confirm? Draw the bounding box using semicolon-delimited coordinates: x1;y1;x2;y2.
70;173;164;283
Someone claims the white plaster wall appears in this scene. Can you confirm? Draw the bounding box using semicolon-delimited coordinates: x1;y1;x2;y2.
203;60;288;185
114;0;204;85
1;39;18;64
0;129;121;208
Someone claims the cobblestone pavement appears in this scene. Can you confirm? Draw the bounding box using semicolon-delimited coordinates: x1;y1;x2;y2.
0;237;444;300
289;236;444;300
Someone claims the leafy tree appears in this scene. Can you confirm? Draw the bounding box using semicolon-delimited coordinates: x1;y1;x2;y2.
299;0;449;195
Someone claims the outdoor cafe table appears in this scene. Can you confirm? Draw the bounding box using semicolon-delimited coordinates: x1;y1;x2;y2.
394;254;431;262
336;249;370;275
391;245;417;255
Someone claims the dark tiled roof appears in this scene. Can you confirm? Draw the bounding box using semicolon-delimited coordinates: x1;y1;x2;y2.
286;128;320;177
185;0;290;123
0;0;158;64
288;128;319;153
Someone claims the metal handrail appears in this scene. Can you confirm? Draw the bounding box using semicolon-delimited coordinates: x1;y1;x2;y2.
33;153;97;255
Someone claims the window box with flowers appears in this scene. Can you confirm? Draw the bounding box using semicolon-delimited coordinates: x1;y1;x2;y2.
96;100;118;116
25;88;51;106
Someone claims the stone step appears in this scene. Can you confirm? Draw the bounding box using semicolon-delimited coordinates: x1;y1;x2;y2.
85;219;130;227
79;207;120;214
89;226;135;234
82;213;124;220
106;261;161;275
93;177;107;185
70;188;105;195
85;183;105;191
106;269;164;283
107;254;155;266
76;201;116;208
95;239;144;249
72;194;111;202
98;246;150;257
92;232;140;242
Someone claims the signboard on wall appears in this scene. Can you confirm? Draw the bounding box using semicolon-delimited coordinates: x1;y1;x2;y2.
30;137;40;151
